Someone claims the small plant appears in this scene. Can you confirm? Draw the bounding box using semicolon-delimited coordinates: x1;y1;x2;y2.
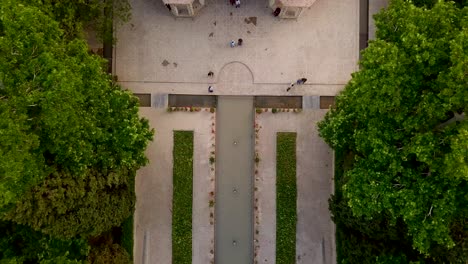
167;107;173;112
190;107;194;112
255;153;260;164
272;108;278;113
210;107;215;113
209;200;215;207
209;156;215;164
256;108;263;114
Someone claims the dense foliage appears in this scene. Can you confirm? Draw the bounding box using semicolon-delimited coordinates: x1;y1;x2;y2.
319;0;467;262
0;0;152;262
29;0;131;42
410;0;468;8
0;221;89;263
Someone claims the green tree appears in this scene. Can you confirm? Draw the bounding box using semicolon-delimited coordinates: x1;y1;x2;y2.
409;0;468;8
0;221;88;263
28;0;131;43
0;0;152;243
319;0;468;260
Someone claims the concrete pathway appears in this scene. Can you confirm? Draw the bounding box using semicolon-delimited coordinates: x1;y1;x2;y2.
215;96;254;263
134;108;215;264
254;110;335;264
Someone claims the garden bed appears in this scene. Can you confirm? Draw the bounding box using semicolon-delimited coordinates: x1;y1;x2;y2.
276;132;297;264
172;131;194;263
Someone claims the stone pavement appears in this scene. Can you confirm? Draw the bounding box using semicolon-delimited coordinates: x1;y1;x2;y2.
115;0;361;263
115;0;359;94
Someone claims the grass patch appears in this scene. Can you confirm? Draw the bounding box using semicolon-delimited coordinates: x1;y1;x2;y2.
172;131;193;264
276;132;297;264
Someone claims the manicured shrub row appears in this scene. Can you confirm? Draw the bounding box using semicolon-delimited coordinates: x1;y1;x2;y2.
172;131;194;263
167;107;216;113
121;215;134;258
255;108;302;114
276;132;297;264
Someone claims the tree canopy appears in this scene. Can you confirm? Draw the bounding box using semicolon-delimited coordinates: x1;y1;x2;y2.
0;0;152;262
28;0;131;42
410;0;468;8
319;0;467;261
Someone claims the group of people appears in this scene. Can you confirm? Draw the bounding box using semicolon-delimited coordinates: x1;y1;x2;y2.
208;77;308;93
230;38;243;48
229;0;241;8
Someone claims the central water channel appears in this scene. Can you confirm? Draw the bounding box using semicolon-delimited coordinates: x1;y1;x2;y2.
215;96;254;263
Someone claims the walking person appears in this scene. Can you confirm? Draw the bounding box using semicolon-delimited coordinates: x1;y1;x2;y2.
273;7;281;17
230;40;236;48
235;0;240;8
296;78;307;85
238;38;243;46
208;86;214;93
230;0;235;5
286;82;295;92
208;71;214;77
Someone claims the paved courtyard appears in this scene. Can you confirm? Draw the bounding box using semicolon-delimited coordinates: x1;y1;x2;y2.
115;0;359;95
115;0;360;263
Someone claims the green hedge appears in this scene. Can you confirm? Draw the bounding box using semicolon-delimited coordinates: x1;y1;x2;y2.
276;132;297;264
172;131;193;264
121;215;133;258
